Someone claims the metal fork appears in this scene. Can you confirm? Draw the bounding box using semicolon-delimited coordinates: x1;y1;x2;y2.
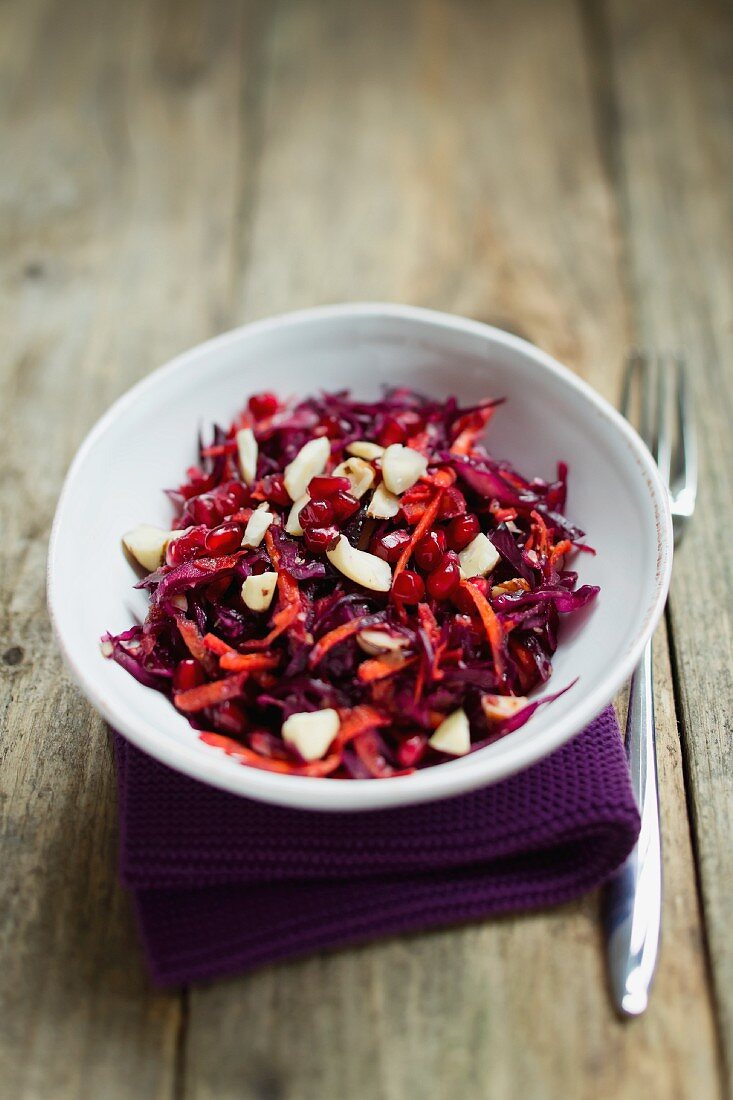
603;351;697;1016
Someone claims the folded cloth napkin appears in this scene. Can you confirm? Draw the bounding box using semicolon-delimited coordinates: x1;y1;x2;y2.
115;705;639;986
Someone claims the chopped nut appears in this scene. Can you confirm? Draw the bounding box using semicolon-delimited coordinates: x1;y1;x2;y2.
356;629;409;656
236;428;258;485
326;534;392;592
331;456;375;499
458;533;500;579
346;440;385;460
381;444;428;494
428;708;471;756
242;571;278;612
242;504;274;548
481;694;528;722
284;436;330;501
285;493;309;536
122;524;172;573
367;482;400;519
491;578;530;597
282;708;340;761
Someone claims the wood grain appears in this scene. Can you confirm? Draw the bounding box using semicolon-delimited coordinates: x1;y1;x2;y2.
185;1;721;1097
0;0;256;1095
0;0;729;1097
587;0;733;1087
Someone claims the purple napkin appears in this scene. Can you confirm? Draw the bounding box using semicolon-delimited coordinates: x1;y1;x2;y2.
115;706;638;986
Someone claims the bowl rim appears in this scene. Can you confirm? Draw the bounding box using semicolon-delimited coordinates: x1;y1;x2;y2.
48;302;674;811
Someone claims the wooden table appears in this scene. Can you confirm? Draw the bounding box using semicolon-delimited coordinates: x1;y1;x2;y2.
2;1;731;1096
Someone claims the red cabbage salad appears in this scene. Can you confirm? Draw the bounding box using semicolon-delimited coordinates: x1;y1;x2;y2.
103;387;598;779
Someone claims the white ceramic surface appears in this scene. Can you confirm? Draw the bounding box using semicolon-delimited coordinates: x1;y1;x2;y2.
48;304;673;811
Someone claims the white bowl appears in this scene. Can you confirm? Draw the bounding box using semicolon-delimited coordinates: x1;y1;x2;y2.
48;304;672;811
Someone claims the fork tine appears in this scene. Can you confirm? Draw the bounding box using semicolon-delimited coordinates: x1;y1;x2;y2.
621;350;641;422
654;355;672;487
669;355;698;517
639;353;655;452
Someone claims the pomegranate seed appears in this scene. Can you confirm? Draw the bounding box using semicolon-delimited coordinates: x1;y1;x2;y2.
446;513;480;551
331;489;360;523
166;526;208;566
300;498;334;528
173;659;205;692
438;486;467;519
304;525;341;552
261;474;291;507
392;569;425;604
184;480;250;528
308;475;351;499
215;700;249;736
413;530;444;572
371;529;411;563
230;481;251;506
248;392;278;419
396;733;428;767
205;522;243;556
250;558;271;576
452;575;489;613
377;417;407;447
427;556;461;600
322;414;344;439
398;410;426;436
180;466;214;499
190;495;219;527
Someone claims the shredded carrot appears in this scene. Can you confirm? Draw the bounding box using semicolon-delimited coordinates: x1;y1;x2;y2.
203;632;236;656
200;442;237;458
450;404;500;455
334;705;390;749
264;528;301;606
527;509;551;557
174;674;246;712
400;482;432;505
458;579;506;680
550;539;573;563
401;501;429;525
200;733;340;776
357;654;415;683
425;466;457;488
415;601;444;696
309;617;368;668
264;526;283;569
492;505;518;524
393;489;444;583
242;600;301;650
240;528;305;649
219;652;280;673
417;601;440;643
176;618;217;675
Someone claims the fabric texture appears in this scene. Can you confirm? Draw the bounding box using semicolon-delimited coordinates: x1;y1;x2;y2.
115;706;639;986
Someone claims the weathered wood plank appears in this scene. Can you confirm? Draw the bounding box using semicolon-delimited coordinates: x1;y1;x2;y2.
589;0;733;1086
183;2;722;1097
0;0;258;1095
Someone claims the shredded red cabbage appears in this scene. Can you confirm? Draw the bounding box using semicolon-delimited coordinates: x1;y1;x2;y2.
103;387;599;778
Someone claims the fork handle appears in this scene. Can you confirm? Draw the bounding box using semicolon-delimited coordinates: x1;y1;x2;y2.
603;639;662;1016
